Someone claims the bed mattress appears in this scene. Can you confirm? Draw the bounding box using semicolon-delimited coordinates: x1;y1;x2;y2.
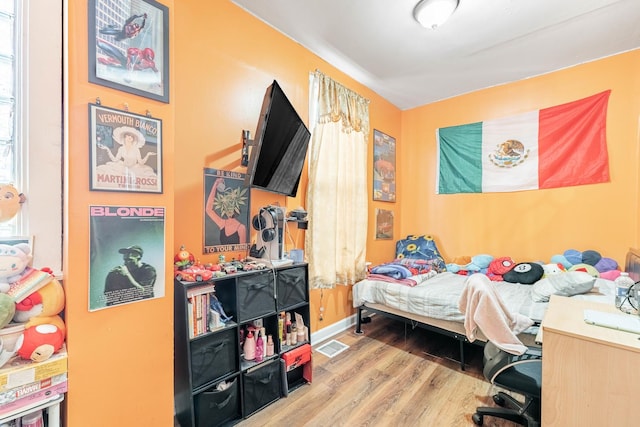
353;271;616;327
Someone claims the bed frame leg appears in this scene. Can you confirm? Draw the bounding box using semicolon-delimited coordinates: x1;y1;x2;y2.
355;307;364;334
458;339;466;371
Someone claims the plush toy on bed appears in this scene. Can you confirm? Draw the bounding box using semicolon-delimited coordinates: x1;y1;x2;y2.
503;262;545;284
550;248;620;280
446;254;494;275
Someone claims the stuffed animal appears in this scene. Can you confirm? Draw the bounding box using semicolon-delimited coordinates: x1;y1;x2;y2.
17;323;64;362
0;184;26;223
0;243;32;292
13;278;65;323
0;293;15;329
11;274;66;363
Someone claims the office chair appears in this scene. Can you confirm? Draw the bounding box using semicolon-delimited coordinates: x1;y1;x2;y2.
472;341;542;427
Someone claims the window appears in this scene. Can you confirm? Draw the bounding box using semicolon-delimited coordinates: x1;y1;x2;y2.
0;0;62;274
0;0;20;236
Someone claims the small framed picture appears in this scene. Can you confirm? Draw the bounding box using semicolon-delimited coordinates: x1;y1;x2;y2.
375;209;394;240
88;0;169;103
373;129;396;202
89;103;163;193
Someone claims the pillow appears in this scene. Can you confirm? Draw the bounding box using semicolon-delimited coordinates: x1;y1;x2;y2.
531;271;596;302
395;235;446;272
503;262;544;284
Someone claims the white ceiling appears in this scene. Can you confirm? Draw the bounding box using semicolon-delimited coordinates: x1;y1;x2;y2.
231;0;640;110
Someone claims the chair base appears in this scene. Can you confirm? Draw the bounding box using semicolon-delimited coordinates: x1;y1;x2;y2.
472;391;540;427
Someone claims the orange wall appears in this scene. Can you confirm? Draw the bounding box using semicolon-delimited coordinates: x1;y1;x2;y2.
173;1;401;336
400;51;640;266
65;1;399;426
66;1;175;426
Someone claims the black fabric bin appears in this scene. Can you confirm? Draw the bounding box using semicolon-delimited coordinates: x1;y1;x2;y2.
276;266;308;310
242;360;281;416
195;377;241;427
191;328;237;389
236;271;275;322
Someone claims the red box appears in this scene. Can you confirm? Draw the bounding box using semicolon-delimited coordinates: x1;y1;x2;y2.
281;344;312;394
282;344;311;372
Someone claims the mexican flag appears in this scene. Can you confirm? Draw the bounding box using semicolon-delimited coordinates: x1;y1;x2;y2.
436;90;611;194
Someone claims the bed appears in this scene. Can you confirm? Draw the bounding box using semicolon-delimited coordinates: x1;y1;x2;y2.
352;245;639;369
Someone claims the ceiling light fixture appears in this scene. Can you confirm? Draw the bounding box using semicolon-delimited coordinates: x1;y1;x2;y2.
413;0;459;29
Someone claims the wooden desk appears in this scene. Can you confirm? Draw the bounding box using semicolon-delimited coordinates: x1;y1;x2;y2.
541;295;640;426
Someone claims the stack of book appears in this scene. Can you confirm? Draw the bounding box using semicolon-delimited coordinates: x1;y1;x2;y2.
186;284;224;338
0;345;68;417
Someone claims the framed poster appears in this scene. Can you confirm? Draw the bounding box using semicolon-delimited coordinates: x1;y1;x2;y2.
375;208;394;240
89;205;166;311
89;103;163;193
373;129;396;202
88;0;169;103
203;168;251;254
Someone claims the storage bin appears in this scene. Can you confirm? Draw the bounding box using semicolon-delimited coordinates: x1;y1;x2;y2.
236;271;275;322
276;266;308;310
194;377;241;427
242;359;281;416
190;328;238;389
282;343;312;393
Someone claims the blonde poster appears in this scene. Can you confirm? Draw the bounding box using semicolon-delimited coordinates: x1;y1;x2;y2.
89;103;163;193
89;205;165;310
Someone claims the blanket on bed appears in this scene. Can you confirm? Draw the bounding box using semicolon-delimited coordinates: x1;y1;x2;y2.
458;274;534;355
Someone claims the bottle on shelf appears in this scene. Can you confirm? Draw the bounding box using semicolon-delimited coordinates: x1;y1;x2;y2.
243;330;256;361
266;334;274;356
278;312;285;342
255;330;264;363
615;272;636;313
290;323;297;345
260;327;267;358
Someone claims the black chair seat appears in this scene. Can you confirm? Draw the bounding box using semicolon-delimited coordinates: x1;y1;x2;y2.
498;362;542;398
472;341;542;427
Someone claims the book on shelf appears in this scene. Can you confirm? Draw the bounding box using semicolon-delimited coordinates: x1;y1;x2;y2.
187;292;227;338
0;373;67;414
0;379;67;415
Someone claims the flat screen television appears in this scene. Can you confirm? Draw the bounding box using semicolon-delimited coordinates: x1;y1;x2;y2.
244;80;311;197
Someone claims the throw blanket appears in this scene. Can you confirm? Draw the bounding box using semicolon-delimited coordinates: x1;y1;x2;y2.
458;273;534;355
366;270;437;287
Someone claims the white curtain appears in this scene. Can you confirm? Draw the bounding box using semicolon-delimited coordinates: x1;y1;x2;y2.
306;71;370;289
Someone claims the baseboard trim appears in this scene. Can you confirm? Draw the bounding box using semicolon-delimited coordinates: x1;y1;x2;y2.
311;312;358;347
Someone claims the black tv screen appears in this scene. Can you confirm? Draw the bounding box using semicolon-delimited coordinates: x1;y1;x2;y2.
245;80;311;197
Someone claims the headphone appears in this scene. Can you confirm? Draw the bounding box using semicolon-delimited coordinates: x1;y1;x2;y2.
252;207;278;242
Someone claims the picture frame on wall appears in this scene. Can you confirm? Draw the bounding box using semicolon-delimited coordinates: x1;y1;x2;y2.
89;103;163;193
375;209;394;240
88;0;169;103
373;129;396;202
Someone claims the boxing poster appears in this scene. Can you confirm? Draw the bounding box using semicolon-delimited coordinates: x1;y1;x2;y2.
89;205;166;311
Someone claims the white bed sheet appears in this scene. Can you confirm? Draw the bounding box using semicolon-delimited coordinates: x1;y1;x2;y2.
353;271;616;325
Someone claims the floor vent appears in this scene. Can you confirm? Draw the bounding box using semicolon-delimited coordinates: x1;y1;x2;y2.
315;339;349;358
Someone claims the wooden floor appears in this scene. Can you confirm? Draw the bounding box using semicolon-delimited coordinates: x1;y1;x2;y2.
236;315;523;427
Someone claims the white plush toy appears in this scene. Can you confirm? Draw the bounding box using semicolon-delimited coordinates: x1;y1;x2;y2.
0;243;32;293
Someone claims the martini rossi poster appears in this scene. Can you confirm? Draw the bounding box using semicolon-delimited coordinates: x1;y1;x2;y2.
89;205;165;311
